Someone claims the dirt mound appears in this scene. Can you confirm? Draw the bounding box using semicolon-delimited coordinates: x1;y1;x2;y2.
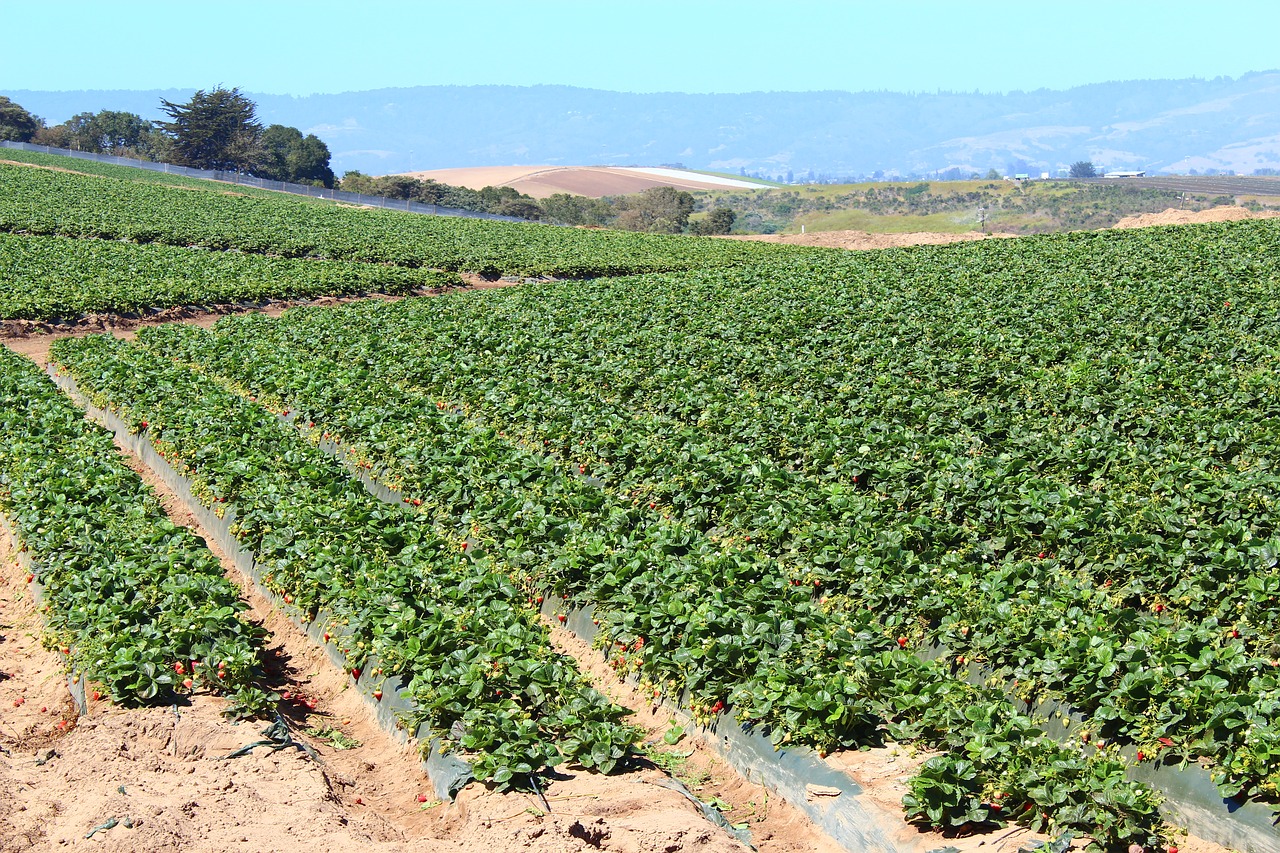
1112;205;1280;229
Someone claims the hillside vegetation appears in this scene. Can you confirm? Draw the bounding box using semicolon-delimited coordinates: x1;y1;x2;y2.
695;178;1279;235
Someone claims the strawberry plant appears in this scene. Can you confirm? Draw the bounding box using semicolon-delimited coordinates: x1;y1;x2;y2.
0;232;461;320
51;333;640;785
0;347;268;709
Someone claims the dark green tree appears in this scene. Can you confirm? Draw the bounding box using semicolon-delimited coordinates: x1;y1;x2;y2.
691;206;737;235
0;96;40;142
158;87;262;171
88;110;155;153
1069;160;1098;178
615;186;695;233
493;198;543;220
538;193;615;226
257;124;335;187
51;110;155;154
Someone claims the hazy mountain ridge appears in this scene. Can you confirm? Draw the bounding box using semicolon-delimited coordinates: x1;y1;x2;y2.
10;73;1280;178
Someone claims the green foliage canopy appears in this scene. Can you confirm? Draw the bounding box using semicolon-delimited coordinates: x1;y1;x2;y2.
0;95;39;142
159;86;263;172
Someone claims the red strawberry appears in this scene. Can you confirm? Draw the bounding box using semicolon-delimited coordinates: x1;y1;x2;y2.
897;637;908;648
558;614;567;623
373;690;383;701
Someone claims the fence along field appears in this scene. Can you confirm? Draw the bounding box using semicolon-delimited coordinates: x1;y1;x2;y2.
44;215;1280;850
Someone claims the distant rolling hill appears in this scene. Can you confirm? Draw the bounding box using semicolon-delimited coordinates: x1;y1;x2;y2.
401;165;770;198
10;72;1280;178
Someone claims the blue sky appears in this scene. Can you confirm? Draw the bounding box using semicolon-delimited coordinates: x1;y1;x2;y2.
3;0;1277;96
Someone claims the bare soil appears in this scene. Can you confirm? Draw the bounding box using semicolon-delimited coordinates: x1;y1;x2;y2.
402;166;763;199
1110;205;1280;229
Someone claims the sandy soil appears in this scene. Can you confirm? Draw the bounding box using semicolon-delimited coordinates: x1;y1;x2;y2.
401;166;765;199
1111;205;1280;229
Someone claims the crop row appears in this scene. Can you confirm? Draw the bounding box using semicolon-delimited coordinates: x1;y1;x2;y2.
0;161;804;278
49;333;638;785
0;347;266;708
0;232;461;320
109;314;1171;848
110;217;1280;841
156;219;1280;794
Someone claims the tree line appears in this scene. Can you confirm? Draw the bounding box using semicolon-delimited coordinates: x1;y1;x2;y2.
2;90;334;187
2;90;738;232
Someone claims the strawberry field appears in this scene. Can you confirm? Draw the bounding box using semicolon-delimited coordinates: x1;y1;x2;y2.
42;216;1280;850
0;232;461;319
0;161;799;284
5;145;1280;849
